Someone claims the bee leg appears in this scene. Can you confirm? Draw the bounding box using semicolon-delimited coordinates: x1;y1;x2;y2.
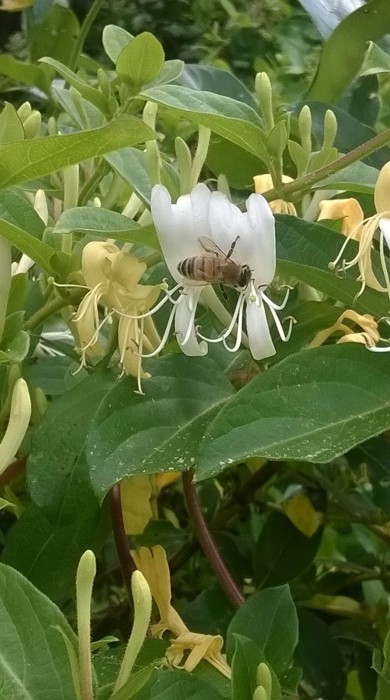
226;235;240;259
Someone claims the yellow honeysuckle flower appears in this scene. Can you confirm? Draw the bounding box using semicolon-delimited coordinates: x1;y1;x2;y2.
121;472;180;535
318;198;364;238
130;545;231;678
329;162;390;299
166;631;231;678
253;173;297;215
308;309;380;349
71;241;161;391
0;0;33;10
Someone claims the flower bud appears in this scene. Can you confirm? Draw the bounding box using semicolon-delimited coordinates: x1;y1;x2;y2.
255;72;274;131
256;661;272;696
0;238;11;343
23;110;41;139
17;101;32;122
323;109;338;150
0;378;31;476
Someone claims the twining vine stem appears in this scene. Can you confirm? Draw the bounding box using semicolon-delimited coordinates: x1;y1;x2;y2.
110;483;136;607
182;469;244;608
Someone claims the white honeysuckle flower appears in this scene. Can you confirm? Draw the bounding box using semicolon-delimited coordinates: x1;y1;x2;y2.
145;183;292;361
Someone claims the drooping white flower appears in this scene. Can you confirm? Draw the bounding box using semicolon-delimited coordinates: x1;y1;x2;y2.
147;183;291;361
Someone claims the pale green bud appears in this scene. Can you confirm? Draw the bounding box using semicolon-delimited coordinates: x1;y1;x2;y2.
253;688;267;700
34;189;49;226
323;109;338;150
76;550;96;700
23;110;41;139
17;101;32;123
255;72;274;131
97;68;111;99
63;164;79;210
114;571;152;692
145;139;161;186
0;378;31;476
256;662;272;697
298;104;312;159
190;125;211;189
143;100;158;131
47;116;57;136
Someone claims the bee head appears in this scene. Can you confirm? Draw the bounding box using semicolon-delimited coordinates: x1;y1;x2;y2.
238;265;252;288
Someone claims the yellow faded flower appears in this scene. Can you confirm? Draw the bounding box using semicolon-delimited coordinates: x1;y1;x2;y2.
121;472;180;535
308;309;380;349
318;198;364;239
254;173;297;215
329;162;390;298
72;241;161;392
131;545;231;679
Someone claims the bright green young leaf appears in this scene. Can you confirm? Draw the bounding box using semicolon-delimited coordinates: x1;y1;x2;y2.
254;511;322;588
141;84;268;160
275;215;389;318
146;59;184;88
102;24;133;64
54;207;158;249
0;116;156;188
86;355;234;500
40;57;109;114
197;345;390;481
361;41;390;76
116;32;165;89
227;586;298;675
0;102;24;143
0;563;78;700
308;0;390;102
0;220;53;271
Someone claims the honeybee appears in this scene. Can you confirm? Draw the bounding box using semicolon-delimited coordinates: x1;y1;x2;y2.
177;235;252;288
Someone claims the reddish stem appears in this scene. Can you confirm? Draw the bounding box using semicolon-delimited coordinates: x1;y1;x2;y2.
182;469;244;608
110;483;135;605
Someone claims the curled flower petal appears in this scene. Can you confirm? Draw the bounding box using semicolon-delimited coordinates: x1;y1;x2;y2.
245;290;276;360
175;288;208;356
318;198;364;238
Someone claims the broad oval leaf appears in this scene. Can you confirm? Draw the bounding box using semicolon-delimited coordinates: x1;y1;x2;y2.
227;585;298;675
197;345;390;481
177;64;256;108
0;563;78;700
141;84;268;160
86;355;234;500
116;32;165;88
102;24;133;64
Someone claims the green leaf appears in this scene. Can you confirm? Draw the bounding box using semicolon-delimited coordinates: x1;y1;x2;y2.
361;41;390;76
254;511;322;588
297;610;346;700
314;161;378;194
29;4;80;65
105;146;180;206
102;24;133;64
0;329;30;364
177;64;256;108
0;563;78;700
227;586;298;675
308;0;390;102
116;32;165;89
146;60;184;88
86;355;234;500
206;135;264;189
0;55;52;94
40;57;109;114
376;631;390;699
0;116;156;188
54;207;158;249
0;189;45;236
130;669;226;699
1;373;115;601
197;345;390;480
0;219;53;271
276;215;389;318
0;102;24;144
141;84;268;160
231;635;282;700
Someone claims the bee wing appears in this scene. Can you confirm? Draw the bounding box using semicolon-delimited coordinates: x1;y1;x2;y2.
198;235;226;258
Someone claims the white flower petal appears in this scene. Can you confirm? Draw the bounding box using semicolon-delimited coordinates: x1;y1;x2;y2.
151;184;213;284
175;288;208;356
380;217;390;250
245;293;276;360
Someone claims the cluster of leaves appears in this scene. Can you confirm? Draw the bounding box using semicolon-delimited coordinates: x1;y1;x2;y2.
1;0;390;699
